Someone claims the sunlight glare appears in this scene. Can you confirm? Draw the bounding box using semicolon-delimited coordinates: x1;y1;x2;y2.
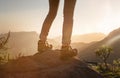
106;35;120;45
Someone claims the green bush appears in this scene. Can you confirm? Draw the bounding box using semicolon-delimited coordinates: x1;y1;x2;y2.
94;46;120;78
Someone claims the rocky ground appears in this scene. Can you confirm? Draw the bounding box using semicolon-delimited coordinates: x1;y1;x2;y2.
0;50;103;78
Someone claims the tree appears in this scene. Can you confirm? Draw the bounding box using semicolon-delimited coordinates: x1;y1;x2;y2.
95;45;113;70
113;59;120;73
0;32;10;49
0;32;10;64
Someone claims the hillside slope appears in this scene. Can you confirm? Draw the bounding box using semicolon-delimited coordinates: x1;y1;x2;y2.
78;28;120;62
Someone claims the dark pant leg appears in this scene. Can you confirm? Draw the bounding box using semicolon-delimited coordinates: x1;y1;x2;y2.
62;0;76;46
40;0;59;41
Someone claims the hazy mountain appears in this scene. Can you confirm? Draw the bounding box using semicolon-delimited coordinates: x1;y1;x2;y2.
1;32;106;57
54;33;106;44
5;31;38;57
2;29;119;62
4;32;57;57
77;28;120;63
72;33;106;43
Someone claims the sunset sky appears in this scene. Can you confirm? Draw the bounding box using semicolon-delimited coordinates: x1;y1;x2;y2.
0;0;120;38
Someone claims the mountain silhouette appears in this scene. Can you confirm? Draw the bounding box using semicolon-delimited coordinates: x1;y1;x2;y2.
0;50;103;78
78;27;120;63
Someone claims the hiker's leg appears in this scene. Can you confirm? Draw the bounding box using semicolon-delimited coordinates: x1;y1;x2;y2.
60;0;77;60
38;0;59;52
40;0;59;42
62;0;76;46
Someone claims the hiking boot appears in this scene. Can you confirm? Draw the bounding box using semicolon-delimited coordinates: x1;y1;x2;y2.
38;40;52;53
60;46;78;60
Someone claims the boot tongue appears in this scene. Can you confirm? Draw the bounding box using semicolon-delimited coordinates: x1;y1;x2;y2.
61;45;71;50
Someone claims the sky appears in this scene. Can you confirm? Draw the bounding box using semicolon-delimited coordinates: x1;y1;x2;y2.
0;0;120;38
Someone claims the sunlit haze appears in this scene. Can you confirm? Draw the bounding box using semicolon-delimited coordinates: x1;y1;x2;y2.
0;0;120;38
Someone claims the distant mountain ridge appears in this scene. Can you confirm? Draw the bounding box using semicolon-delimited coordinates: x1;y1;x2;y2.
1;29;119;62
0;31;106;57
54;33;106;44
78;27;120;63
7;31;39;56
72;33;106;43
6;31;58;56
